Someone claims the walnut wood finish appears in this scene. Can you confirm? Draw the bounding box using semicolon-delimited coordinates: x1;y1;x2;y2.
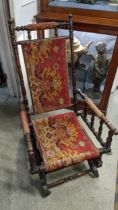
9;15;118;196
27;30;32;40
15;22;69;31
100;37;118;110
35;12;118;36
69;15;78;114
48;169;91;188
78;88;118;151
90;112;95;129
8;19;32;127
8;19;39;175
98;120;104;139
81;114;106;147
19;102;38;174
39;165;51;196
78;89;118;135
20;111;30;135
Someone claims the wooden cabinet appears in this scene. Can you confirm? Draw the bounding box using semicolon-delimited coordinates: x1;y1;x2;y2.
35;0;118;112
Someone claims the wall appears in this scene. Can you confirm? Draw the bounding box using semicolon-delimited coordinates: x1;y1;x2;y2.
11;0;38;26
0;0;18;96
9;0;38;107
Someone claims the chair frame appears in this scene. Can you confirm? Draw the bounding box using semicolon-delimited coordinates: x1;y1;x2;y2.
8;15;118;197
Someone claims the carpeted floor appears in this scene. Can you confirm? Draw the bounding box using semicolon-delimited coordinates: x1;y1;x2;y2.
114;165;118;210
0;87;118;210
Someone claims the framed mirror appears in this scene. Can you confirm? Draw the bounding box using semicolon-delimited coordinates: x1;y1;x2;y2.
40;0;118;19
48;0;118;13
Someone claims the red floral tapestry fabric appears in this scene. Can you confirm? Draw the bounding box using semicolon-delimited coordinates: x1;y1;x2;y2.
32;112;100;172
21;38;71;113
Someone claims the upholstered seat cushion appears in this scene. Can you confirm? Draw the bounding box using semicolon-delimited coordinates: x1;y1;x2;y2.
32;112;100;172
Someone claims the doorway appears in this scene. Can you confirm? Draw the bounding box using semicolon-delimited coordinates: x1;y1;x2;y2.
0;0;18;101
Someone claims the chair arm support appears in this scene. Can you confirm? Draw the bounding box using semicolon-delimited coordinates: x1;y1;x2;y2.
19;102;38;174
19;104;30;135
20;109;33;152
19;102;35;155
78;89;118;135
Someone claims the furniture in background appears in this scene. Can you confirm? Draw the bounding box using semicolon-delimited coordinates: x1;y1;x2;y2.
35;0;118;113
9;15;118;197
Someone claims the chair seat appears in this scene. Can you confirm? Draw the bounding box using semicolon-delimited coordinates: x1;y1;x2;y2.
32;112;100;172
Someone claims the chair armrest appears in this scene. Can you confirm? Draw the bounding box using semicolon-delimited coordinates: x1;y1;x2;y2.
78;89;118;135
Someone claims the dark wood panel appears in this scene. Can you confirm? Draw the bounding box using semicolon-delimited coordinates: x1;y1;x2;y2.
35;12;118;35
100;37;118;111
47;5;118;19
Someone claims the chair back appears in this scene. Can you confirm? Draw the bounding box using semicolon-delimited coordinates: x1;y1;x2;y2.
9;15;78;115
20;37;71;113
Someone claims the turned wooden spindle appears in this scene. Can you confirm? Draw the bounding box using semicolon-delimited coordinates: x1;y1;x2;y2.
106;130;114;149
90;112;95;129
27;30;32;40
84;104;87;120
15;22;69;32
55;28;58;37
78;88;118;135
98;119;104;139
69;14;78;115
8;19;32;127
19;103;38;174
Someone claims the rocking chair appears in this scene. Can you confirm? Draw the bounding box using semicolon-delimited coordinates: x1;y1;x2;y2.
9;15;118;197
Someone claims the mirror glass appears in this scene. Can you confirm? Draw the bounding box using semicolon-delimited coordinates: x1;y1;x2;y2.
48;0;118;12
57;29;116;103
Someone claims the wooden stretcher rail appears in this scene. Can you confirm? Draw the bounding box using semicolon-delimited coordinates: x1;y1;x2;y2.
48;169;90;188
78;89;118;135
15;22;69;31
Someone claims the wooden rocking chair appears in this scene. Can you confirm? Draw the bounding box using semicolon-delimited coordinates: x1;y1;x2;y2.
9;15;118;197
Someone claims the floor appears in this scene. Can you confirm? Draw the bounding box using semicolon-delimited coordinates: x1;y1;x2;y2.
114;164;118;210
0;86;118;210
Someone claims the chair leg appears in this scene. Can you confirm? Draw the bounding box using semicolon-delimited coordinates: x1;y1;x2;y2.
88;159;99;178
92;157;103;168
39;167;51;197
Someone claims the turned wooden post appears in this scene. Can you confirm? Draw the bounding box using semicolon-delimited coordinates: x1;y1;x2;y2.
69;14;78;115
27;30;32;40
98;119;104;139
90;112;95;129
105;130;114;150
19;103;38;174
83;104;87;120
55;28;58;37
8;19;32;127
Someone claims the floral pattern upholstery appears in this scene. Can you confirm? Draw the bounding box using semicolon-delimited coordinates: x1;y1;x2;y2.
21;38;71;113
32;112;100;172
